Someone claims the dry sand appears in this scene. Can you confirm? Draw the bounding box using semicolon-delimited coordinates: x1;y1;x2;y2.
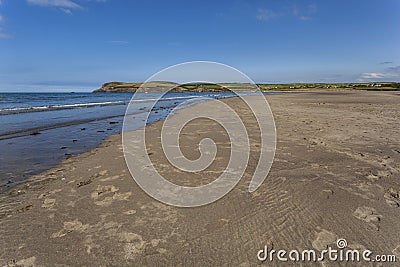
0;91;399;266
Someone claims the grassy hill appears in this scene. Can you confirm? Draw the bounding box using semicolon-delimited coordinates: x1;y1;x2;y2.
93;81;400;92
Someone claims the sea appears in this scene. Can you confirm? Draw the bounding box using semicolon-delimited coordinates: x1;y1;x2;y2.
0;91;239;191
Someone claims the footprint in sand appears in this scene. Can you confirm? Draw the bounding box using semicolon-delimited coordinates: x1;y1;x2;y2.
320;189;334;199
353;206;382;230
312;229;338;250
123;209;137;215
384;188;400;207
5;256;37;267
91;185;132;207
51;219;90;238
366;172;380;182
118;232;146;260
41;198;56;209
77;170;109;188
366;169;392;183
37;189;62;199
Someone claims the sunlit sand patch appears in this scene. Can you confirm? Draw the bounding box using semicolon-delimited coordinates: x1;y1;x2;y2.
320;189;334;199
51;219;90;238
84;235;100;255
384;188;400;207
138;202;179;224
37;189;61;200
41;198;56;209
91;184;132;206
4;256;37;267
119;232;146;259
150;238;163;247
353;206;382;230
98;170;108;176
352;182;377;199
366;173;380;182
123;209;137;215
312;229;338;250
99;175;121;182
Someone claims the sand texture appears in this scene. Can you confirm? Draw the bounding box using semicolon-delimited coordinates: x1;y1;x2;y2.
0;91;399;266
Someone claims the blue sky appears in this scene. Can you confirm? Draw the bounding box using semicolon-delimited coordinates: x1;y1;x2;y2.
0;0;399;92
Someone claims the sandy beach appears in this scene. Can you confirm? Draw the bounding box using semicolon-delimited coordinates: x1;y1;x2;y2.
1;91;399;266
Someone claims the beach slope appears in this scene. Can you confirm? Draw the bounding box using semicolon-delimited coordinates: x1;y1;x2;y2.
1;91;399;266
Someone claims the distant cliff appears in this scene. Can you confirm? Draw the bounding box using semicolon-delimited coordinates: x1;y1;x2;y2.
93;82;231;92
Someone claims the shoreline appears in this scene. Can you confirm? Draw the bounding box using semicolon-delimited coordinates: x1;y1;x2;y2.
1;91;399;266
0;92;240;192
1;92;244;194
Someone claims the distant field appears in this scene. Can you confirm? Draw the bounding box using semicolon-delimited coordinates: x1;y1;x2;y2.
93;82;400;92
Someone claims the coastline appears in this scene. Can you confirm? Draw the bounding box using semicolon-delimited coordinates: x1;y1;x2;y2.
1;91;399;266
0;92;238;192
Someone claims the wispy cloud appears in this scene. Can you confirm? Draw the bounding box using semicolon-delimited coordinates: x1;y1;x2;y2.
27;0;83;14
388;65;400;73
26;0;107;14
359;73;394;79
0;7;12;39
292;3;317;21
0;28;12;39
256;8;279;21
106;40;130;44
256;3;317;22
60;7;73;14
0;33;11;39
358;65;400;81
27;0;82;8
379;61;393;65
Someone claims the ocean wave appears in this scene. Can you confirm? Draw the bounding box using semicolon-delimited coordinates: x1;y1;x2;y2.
0;95;206;115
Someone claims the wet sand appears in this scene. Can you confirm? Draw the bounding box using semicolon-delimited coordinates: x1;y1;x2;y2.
1;91;399;266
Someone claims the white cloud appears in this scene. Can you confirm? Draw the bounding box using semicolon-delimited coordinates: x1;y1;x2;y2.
0;14;11;39
256;8;279;21
359;66;400;81
60;7;73;14
360;73;393;79
292;3;317;21
26;0;82;9
0;33;11;39
26;0;106;14
27;0;82;14
0;27;12;39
